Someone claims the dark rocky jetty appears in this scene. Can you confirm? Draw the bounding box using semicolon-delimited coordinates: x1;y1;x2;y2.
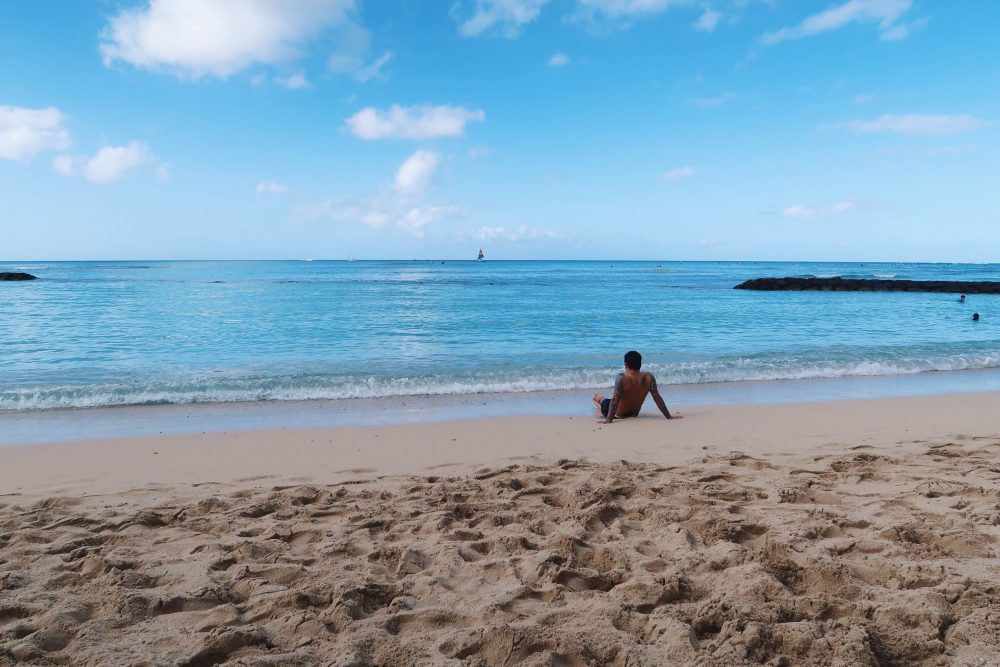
735;277;1000;294
0;272;38;281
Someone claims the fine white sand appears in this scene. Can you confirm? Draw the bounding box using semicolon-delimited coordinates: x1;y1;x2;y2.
1;393;999;665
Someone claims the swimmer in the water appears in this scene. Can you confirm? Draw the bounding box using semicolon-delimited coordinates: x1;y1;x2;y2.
959;295;967;303
973;312;980;321
592;351;680;423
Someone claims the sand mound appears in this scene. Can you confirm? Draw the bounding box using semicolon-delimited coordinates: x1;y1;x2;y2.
2;439;999;665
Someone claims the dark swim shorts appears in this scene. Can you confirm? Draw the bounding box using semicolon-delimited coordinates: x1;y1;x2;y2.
600;398;611;417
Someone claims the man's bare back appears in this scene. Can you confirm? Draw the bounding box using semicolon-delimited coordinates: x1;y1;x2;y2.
592;351;680;423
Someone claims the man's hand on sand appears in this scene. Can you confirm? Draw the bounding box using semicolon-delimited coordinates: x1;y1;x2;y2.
599;415;683;424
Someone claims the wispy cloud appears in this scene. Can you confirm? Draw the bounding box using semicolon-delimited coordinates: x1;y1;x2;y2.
396;205;465;238
661;165;697;181
761;0;917;44
256;181;291;195
694;8;722;32
782;204;819;220
920;144;984;159
100;0;356;79
345;105;485;140
852;93;875;105
275;71;310;90
548;52;570;67
781;200;856;220
326;20;393;83
354;51;394;82
53;154;77;176
837;113;991;135
452;0;551;37
0;106;70;161
881;15;928;41
466;225;558;242
687;91;738;107
575;0;694;26
298;199;465;239
292;150;462;238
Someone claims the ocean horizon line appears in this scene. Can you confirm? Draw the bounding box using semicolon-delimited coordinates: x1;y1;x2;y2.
5;258;1000;265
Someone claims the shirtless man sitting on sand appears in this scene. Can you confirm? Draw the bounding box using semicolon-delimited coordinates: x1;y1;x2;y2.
592;350;681;424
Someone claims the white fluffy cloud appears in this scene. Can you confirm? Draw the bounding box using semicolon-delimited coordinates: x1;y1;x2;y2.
256;180;291;194
694;8;722;32
838;113;991;135
100;0;355;79
761;0;915;44
661;165;696;181
394;150;441;197
453;0;551;37
548;52;570;67
54;142;153;183
0;106;70;161
345;105;486;140
81;141;151;183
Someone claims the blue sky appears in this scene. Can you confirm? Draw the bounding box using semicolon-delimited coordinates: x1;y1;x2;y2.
1;0;998;261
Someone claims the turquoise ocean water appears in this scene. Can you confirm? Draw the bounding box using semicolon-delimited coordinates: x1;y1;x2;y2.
1;260;999;412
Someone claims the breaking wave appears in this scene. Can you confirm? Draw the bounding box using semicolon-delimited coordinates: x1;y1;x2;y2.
4;347;1000;411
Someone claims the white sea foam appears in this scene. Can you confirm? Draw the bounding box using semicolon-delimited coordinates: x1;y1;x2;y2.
5;349;1000;411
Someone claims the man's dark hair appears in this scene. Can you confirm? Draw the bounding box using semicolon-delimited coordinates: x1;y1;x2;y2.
624;350;642;371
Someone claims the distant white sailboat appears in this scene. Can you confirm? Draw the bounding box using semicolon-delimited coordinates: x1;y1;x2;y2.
348;249;356;262
478;248;485;262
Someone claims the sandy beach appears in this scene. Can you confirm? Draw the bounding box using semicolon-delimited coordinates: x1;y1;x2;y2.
2;393;1000;665
7;2;1000;665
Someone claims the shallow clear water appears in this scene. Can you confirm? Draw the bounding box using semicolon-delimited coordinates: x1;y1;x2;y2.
2;260;998;411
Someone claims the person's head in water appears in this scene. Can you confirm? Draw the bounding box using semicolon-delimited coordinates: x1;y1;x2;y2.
960;295;967;303
973;312;980;321
624;350;642;371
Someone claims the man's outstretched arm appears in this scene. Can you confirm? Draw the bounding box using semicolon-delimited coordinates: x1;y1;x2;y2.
649;374;677;419
605;374;624;424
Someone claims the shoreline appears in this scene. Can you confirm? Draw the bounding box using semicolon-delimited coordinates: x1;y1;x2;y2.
4;391;1000;499
6;366;1000;445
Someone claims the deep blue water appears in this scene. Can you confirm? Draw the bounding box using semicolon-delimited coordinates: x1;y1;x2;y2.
1;260;998;411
